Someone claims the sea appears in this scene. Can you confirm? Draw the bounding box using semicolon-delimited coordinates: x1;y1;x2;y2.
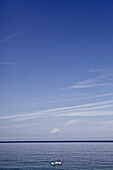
0;143;113;169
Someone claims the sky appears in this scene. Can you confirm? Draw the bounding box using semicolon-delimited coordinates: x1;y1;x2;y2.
0;0;113;140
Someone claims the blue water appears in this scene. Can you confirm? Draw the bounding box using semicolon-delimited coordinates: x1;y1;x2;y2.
0;143;113;169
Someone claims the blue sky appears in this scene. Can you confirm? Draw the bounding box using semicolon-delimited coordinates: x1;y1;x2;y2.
0;0;113;140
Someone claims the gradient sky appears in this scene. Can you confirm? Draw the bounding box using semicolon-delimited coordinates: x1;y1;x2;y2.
0;0;113;140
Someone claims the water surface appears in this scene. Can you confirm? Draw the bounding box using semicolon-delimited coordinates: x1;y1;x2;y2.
0;143;113;169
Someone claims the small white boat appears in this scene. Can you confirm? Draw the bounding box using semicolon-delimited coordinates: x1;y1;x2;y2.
51;161;62;166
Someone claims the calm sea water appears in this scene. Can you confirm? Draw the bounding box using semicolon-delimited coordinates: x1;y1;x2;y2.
0;143;113;169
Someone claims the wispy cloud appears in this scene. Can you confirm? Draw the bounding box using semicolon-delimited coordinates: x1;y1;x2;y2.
57;110;113;117
0;61;19;66
88;68;113;74
0;100;113;121
0;32;22;44
63;83;107;89
14;116;37;121
85;93;113;99
74;104;113;112
96;120;113;125
88;69;101;73
0;123;34;129
29;92;113;106
62;73;113;90
0;111;43;120
43;100;113;113
65;119;81;125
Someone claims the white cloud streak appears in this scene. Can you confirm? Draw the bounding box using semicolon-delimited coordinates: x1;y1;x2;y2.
62;74;112;90
96;120;113;129
43;100;113;113
0;123;34;129
96;120;113;125
14;116;37;121
29;92;113;106
85;93;113;99
65;119;81;125
0;61;19;66
0;100;113;121
0;32;22;44
63;83;107;89
57;110;113;117
0;111;43;120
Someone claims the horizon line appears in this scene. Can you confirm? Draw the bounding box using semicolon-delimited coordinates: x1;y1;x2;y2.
0;140;113;143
